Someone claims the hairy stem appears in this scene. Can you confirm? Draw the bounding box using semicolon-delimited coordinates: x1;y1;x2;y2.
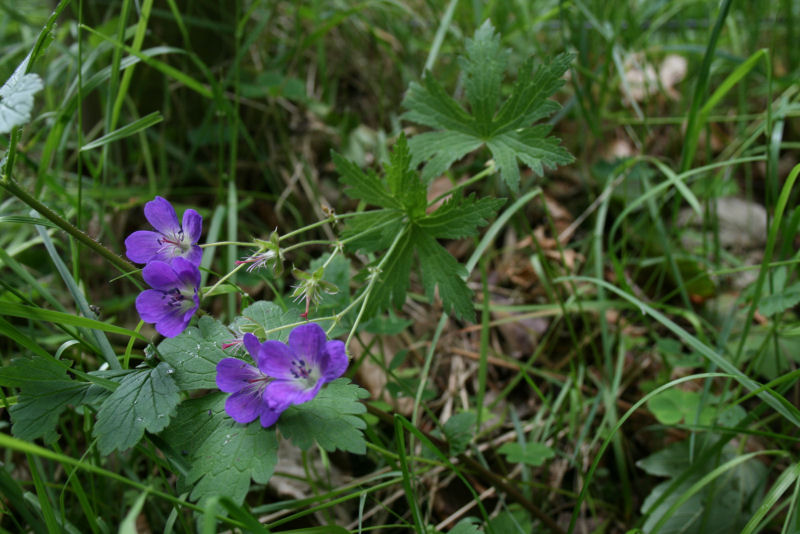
0;175;140;280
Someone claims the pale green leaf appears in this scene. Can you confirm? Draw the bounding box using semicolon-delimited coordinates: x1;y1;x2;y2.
94;363;181;454
334;151;400;209
443;411;476;455
402;20;574;191
163;393;278;504
450;517;483;534
361;229;415;317
758;282;800;317
460;19;509;130
157;316;231;390
0;355;111;443
0;55;43;134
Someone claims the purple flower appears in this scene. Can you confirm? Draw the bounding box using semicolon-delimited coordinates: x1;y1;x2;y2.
135;257;200;338
215;323;348;427
125;196;203;266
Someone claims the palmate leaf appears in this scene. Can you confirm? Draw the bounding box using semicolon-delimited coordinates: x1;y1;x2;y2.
417;194;506;239
415;230;473;320
0;355;112;443
338;137;505;322
93;362;180;454
162;393;278;504
403;20;574;190
157;316;231;390
278;378;369;453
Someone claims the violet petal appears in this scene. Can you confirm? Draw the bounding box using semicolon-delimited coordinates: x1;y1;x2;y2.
185;245;204;267
287;323;326;366
154;310;189;338
182;209;203;243
135;290;169;322
173;257;201;288
258;405;283;428
216;358;262;393
264;379;319;408
224;389;262;424
141;261;180;291
256;340;296;379
144;196;180;235
124;230;162;264
243;333;261;360
320;340;348;383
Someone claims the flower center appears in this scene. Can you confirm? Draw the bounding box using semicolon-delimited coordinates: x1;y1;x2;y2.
162;287;195;313
157;230;190;255
290;358;319;387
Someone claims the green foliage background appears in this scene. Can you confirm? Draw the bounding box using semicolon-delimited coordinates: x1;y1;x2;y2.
1;0;800;533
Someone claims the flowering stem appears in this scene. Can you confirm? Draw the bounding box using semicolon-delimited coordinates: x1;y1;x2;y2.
344;228;407;347
278;209;390;242
201;262;247;301
278;216;335;242
281;240;333;254
200;241;253;248
0;174;141;280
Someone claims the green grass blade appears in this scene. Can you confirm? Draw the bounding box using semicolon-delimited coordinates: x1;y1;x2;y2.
119;491;148;534
80;111;163;152
562;276;800;427
679;0;734;171
34;224;121;368
80;25;213;99
740;461;800;534
26;453;60;534
393;416;425;534
650;450;788;534
1;300;145;341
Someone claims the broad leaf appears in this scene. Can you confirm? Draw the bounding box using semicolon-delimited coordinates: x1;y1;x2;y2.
278;379;369;454
361;229;415;318
157;316;231;390
0;355;111;443
337;136;504;321
93;362;180;454
497;441;555;467
758;281;800;317
638;440;767;534
235;300;298;342
403;20;574;189
335;151;400;209
163;393;278;504
341;210;404;253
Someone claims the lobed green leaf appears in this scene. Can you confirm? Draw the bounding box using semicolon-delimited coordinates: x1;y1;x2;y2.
418;194;506;239
162;393;278;504
93;362;181;455
157;316;231;391
278;379;369;453
402;21;574;190
0;355;111;443
415;231;474;321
